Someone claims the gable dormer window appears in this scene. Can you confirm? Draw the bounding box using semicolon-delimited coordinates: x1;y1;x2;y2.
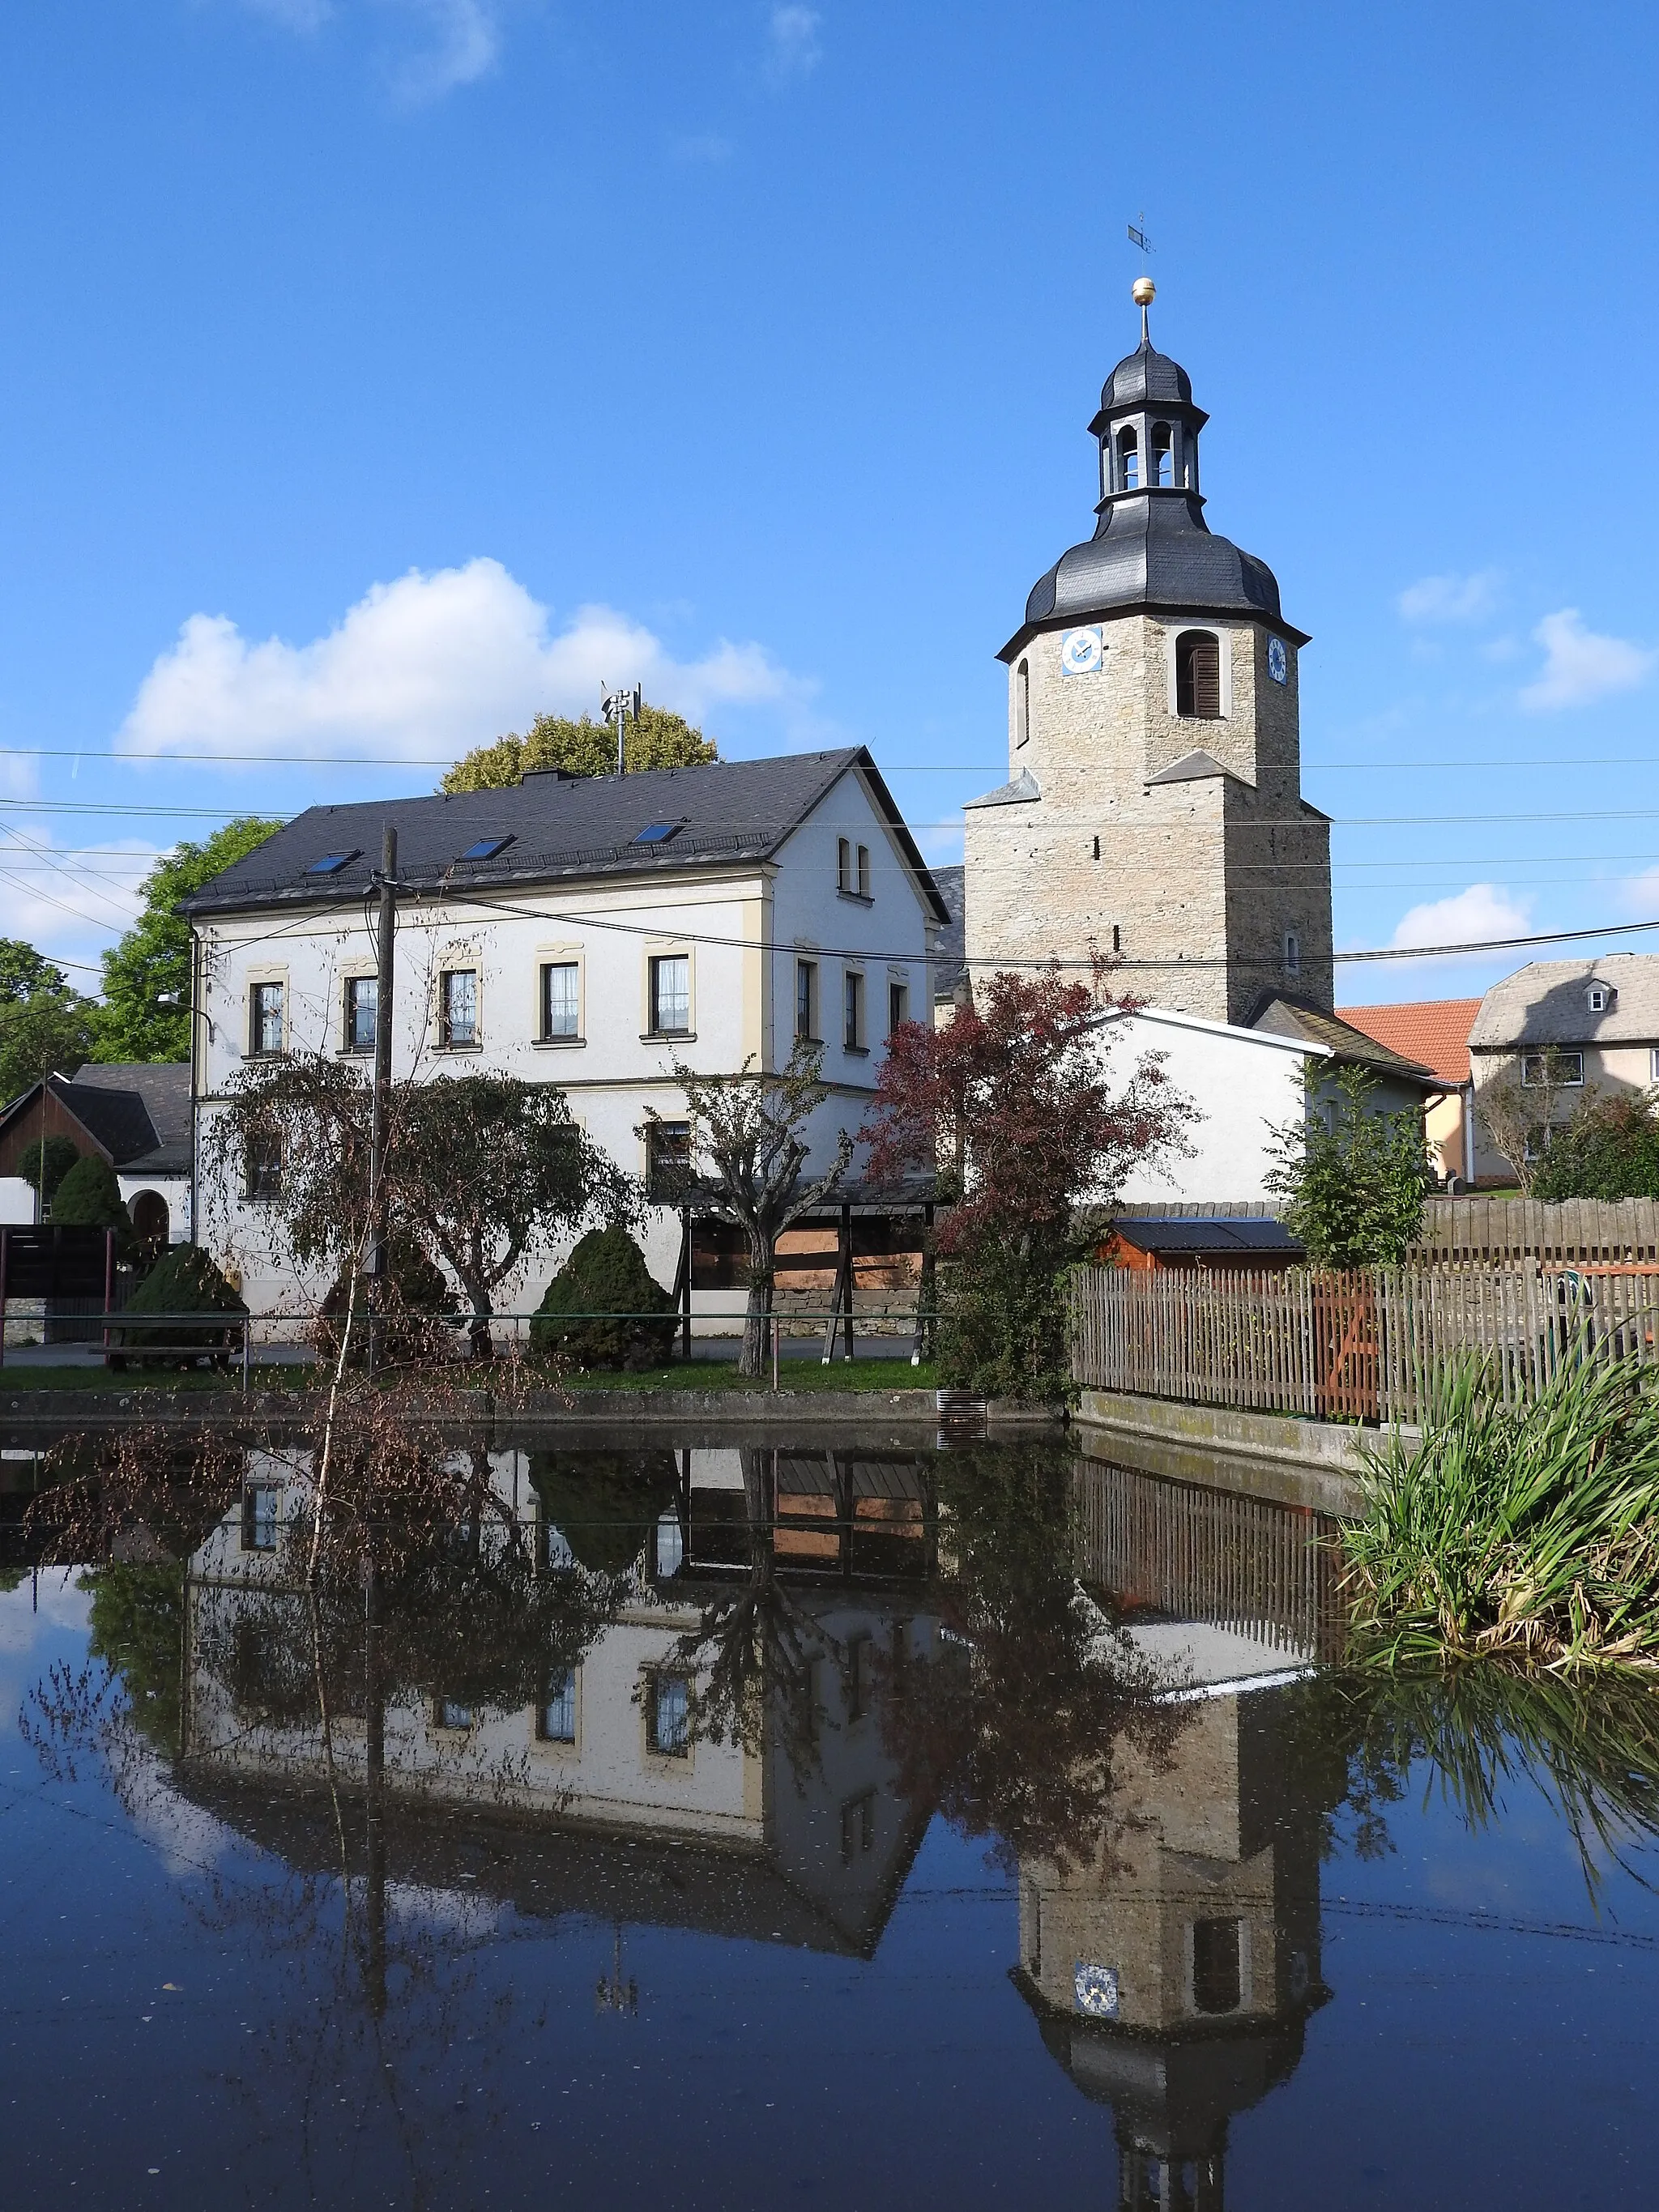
1588;984;1612;1013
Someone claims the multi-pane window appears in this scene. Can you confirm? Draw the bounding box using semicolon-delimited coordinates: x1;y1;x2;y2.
245;1136;283;1202
345;975;377;1053
795;959;819;1042
241;1484;279;1553
649;1673;690;1758
646;1119;692;1200
1522;1050;1584;1087
436;1698;474;1731
249;980;284;1056
856;843;870;897
540;1671;577;1744
648;954;690;1036
440;969;478;1047
888;979;910;1035
1175;630;1222;718
837;837;851;893
838;840;870;897
843;970;866;1052
541;961;580;1040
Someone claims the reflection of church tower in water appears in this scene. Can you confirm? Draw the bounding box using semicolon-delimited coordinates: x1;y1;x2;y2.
964;281;1334;1026
1013;1682;1331;2211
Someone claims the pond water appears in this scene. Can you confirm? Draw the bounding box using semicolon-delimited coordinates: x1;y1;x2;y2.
2;1425;1657;2210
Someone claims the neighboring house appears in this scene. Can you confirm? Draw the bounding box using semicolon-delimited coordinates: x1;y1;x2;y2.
1336;998;1479;1185
1090;1004;1332;1207
1248;996;1444;1126
1468;955;1659;1184
931;861;966;1021
181;749;949;1325
0;1062;191;1242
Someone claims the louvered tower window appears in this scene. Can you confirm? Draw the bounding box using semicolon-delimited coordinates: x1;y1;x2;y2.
1176;631;1222;718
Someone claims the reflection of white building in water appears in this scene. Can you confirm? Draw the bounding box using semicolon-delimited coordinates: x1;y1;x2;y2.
181;1438;941;1954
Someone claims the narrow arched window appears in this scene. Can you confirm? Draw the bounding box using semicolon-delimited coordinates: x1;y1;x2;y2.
1175;630;1222;718
1116;427;1139;491
1015;658;1030;748
1152;424;1173;487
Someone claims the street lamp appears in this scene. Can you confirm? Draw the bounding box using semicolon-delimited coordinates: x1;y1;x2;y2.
156;991;215;1043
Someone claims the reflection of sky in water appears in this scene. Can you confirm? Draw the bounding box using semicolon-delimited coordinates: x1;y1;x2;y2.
5;1451;1659;2211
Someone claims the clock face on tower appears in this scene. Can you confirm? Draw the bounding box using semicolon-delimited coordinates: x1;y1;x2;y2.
1060;626;1105;676
1267;635;1289;685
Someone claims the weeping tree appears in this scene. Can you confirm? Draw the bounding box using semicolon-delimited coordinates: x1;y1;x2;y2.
643;1043;851;1379
204;1058;638;1360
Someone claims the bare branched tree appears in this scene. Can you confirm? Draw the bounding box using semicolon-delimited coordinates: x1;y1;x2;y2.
642;1044;852;1379
1476;1047;1581;1194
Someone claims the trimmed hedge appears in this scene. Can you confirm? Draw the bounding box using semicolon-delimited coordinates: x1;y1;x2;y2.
530;1227;676;1370
109;1245;248;1367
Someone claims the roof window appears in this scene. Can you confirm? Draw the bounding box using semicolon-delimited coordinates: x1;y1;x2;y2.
458;835;513;863
633;821;682;846
1588;983;1614;1013
305;851;360;876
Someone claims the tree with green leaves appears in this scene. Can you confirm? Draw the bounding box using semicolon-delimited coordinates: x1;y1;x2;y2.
1265;1061;1434;1267
1531;1086;1659;1201
95;817;282;1063
441;704;717;794
0;939;69;1002
0;987;97;1106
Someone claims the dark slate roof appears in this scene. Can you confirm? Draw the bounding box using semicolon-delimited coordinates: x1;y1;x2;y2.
1102;339;1195;411
1111;1216;1305;1259
179;748;951;925
1004;493;1299;662
962;766;1042;810
931;863;965;1003
0;1063;192;1175
1250;997;1440;1089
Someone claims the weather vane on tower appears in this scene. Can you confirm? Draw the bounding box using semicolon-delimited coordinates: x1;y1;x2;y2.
1126;213;1155;340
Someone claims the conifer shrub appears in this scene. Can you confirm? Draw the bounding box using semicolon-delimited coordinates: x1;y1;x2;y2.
16;1136;80;1207
50;1153;132;1236
313;1229;460;1370
109;1245;248;1369
530;1227;676;1370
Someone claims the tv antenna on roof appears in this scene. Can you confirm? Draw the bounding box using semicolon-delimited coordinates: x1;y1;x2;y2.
601;681;642;775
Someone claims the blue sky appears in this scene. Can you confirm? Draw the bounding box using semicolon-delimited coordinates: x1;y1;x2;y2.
1;0;1656;1004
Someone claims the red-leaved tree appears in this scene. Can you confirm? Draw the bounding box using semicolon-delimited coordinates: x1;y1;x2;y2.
862;967;1192;1398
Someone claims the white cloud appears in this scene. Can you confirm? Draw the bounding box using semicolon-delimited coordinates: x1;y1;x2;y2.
1390;882;1533;953
117;558;811;765
766;4;821;82
1397;569;1500;624
379;0;501;102
1520;607;1656;712
1618;866;1659;918
0;835;158;980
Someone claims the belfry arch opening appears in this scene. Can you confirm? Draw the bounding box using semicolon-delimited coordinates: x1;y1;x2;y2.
1152;423;1173;487
1015;658;1030;748
1115;427;1139;492
1175;630;1222;719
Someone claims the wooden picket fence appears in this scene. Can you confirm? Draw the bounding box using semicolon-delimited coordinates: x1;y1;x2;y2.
1071;1260;1659;1426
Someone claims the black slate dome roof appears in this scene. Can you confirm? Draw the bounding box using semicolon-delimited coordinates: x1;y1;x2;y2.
1017;495;1291;640
1104;339;1193;410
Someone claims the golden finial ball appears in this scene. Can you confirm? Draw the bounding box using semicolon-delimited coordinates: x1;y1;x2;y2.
1132;276;1156;307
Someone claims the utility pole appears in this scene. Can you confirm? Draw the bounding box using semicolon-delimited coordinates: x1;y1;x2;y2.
366;823;397;1379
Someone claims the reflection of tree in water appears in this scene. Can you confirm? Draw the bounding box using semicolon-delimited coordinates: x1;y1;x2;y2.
1298;1667;1659;1899
881;1444;1186;1873
16;1394;640;2210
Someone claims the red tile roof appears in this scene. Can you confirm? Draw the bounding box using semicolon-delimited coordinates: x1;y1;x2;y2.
1334;999;1480;1086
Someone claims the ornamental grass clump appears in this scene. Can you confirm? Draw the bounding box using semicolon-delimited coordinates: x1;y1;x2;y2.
1344;1351;1659;1673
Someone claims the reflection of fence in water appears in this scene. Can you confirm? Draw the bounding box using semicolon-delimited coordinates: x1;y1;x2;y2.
1072;1455;1344;1661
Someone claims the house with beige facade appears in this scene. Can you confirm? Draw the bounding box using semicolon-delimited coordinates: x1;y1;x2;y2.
1468;955;1659;1183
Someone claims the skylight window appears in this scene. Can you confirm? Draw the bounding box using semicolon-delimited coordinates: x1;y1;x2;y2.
633;821;681;846
305;851;360;876
458;835;513;863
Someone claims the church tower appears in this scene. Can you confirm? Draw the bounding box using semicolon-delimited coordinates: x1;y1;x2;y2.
962;283;1333;1025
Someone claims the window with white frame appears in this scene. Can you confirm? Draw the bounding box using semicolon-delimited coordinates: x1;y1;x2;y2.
648;1673;690;1758
648;953;690;1036
439;968;478;1048
837;837;851;893
888;978;910;1034
539;1671;577;1744
795;958;820;1042
1588;985;1612;1013
1650;1048;1659;1083
249;980;284;1057
843;970;866;1052
541;961;580;1041
245;1135;283;1203
241;1483;279;1553
856;842;871;897
1522;1050;1584;1087
1175;630;1222;718
344;975;377;1053
435;1697;474;1731
646;1119;692;1200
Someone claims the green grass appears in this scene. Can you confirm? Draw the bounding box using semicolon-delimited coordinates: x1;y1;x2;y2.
548;1357;936;1393
1344;1349;1659;1673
